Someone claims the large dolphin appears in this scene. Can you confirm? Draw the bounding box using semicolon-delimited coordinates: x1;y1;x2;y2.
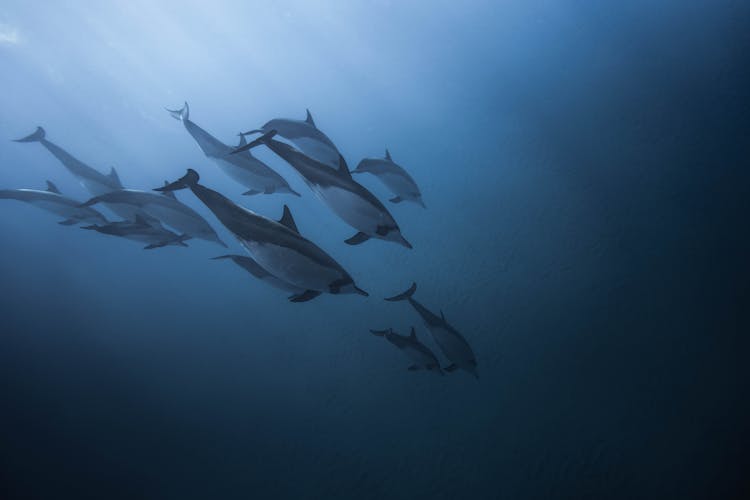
253;109;341;168
235;131;412;248
166;102;298;196
0;180;107;226
79;187;226;247
157;169;367;299
370;327;443;374
385;283;478;378
12;127;143;221
352;149;426;208
211;255;322;302
82;214;190;250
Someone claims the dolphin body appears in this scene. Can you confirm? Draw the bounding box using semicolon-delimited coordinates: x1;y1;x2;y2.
254;109;341;168
386;283;478;378
166;102;298;196
211;255;323;302
157;169;367;300
235;131;412;248
353;149;426;208
370;327;443;374
12;127;143;221
0;181;107;226
80;187;225;247
82;215;191;249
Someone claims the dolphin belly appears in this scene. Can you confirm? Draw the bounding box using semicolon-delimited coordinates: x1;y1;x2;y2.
212;158;275;191
241;239;341;292
139;204;211;240
402;344;438;367
427;324;475;366
317;185;386;235
380;172;419;200
291;137;339;168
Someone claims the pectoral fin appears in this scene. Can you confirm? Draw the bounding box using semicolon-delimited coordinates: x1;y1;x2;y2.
243;189;262;196
389;196;404;204
444;364;458;373
58;218;78;226
345;232;370;245
289;290;322;303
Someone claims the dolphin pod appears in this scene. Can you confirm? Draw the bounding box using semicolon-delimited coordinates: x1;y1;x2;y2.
234;130;412;249
353;149;426;208
157;169;367;300
370;327;444;374
167;102;299;197
0;180;107;226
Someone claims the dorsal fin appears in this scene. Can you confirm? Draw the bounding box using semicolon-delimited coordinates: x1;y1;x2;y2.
45;180;61;194
305;109;315;127
338;155;352;178
108;167;122;188
278;205;299;233
161;181;177;199
237;133;248;148
385;149;392;161
409;327;417;340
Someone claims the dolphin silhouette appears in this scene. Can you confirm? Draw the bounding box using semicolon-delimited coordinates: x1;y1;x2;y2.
234;130;412;249
251;109;341;168
386;283;478;378
157;169;367;299
0;180;107;226
80;188;225;247
370;327;443;374
82;214;191;250
352;149;425;208
166;102;298;196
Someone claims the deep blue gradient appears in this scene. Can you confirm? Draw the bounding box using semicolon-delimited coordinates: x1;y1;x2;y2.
1;1;748;498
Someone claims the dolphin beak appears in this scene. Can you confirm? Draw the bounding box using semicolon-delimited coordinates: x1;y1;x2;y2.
354;286;369;297
399;236;413;249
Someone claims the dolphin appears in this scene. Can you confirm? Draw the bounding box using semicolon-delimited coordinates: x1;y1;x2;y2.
0;180;108;226
166;102;298;196
211;255;323;302
79;187;226;247
352;149;425;208
82;214;191;250
156;169;367;299
251;109;341;168
12;127;145;221
385;283;478;378
234;131;412;248
370;327;443;374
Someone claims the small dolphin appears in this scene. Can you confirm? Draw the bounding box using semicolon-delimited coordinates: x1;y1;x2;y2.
353;149;425;208
370;327;443;374
80;188;225;247
385;283;478;378
0;180;108;226
211;255;321;302
157;169;367;299
251;109;341;168
166;102;298;196
82;214;191;250
235;131;412;249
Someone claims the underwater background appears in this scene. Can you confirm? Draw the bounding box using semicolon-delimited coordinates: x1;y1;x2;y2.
1;1;748;498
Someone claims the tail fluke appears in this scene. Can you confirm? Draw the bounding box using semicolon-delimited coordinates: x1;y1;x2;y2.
13;126;45;142
166;102;189;121
232;130;277;154
385;282;417;302
156;169;199;192
78;196;102;208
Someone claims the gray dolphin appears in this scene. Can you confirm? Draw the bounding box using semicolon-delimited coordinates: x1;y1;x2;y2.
82;214;191;250
385;283;478;378
13;127;146;221
253;109;341;168
211;255;322;302
235;131;412;248
166;102;298;196
80;188;225;247
0;180;107;226
353;149;425;208
156;169;367;299
370;327;443;374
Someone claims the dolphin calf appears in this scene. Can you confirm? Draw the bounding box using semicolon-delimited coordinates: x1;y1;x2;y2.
166;102;298;196
211;255;322;302
0;180;107;226
352;149;425;208
80;188;225;247
157;169;367;299
82;215;190;250
385;283;478;378
235;131;412;248
370;327;443;374
250;109;341;168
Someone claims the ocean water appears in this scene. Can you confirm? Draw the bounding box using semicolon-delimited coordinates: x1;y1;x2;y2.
1;1;748;498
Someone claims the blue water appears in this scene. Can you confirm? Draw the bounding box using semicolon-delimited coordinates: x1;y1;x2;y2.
1;1;748;498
